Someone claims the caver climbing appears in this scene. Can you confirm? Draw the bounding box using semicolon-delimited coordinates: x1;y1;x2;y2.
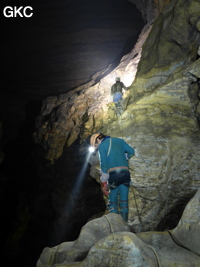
111;77;129;116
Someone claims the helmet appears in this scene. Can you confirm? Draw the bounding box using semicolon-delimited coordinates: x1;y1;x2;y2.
90;133;101;149
90;133;106;149
115;77;120;82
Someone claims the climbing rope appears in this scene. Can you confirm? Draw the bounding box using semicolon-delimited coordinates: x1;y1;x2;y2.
132;186;143;229
104;214;114;234
167;230;200;258
116;111;144;230
105;214;161;266
144;229;200;267
146;244;161;267
115;102;146;236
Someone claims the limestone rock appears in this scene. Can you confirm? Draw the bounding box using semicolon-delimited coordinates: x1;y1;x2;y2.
37;213;131;267
33;22;152;162
129;0;170;23
34;0;200;163
80;232;157;267
1;0;144;145
33;0;200;232
170;188;200;256
132;0;200;97
136;189;200;266
37;189;200;267
88;0;200;232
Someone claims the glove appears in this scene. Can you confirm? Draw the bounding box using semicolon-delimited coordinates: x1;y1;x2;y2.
101;182;110;196
100;171;109;182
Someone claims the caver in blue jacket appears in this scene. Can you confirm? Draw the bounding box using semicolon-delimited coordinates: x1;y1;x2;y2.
90;133;135;222
98;136;134;174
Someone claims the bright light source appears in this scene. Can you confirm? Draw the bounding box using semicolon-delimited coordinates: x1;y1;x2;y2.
89;146;95;153
123;73;134;87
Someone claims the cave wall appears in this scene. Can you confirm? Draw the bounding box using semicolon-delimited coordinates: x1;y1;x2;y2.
128;0;169;23
89;0;200;231
37;190;200;267
2;0;199;265
33;0;200;233
2;1;147;266
1;0;143;146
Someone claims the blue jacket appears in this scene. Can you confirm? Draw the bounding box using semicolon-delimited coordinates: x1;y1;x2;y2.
98;137;135;173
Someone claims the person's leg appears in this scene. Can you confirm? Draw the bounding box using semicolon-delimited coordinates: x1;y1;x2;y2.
113;95;124;116
115;102;120;116
117;98;124;115
108;187;119;214
119;184;129;221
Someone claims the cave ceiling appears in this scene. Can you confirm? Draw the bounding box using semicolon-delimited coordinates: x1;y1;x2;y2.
1;0;144;141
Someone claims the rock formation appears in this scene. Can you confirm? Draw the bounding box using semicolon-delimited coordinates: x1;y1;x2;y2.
3;0;200;266
34;0;200;233
1;0;143;143
37;189;200;266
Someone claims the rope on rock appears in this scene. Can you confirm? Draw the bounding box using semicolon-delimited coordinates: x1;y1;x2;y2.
117;114;144;230
104;214;160;266
167;230;200;258
104;214;114;234
104;214;161;267
132;186;144;229
146;244;161;267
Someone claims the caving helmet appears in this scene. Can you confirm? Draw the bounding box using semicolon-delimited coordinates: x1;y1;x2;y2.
90;133;105;149
115;77;120;82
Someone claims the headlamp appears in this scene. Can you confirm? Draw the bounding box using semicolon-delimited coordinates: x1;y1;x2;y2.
89;146;95;153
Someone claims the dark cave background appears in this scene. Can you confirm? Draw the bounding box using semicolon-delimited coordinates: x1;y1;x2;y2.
0;1;189;267
1;1;144;266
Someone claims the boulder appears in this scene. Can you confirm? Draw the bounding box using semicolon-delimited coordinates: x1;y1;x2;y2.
37;213;130;267
37;189;200;266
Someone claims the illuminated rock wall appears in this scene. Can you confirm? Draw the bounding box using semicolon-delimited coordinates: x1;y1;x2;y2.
34;0;200;231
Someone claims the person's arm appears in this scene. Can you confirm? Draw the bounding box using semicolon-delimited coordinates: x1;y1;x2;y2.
98;144;110;195
123;140;135;159
121;82;128;90
111;84;115;96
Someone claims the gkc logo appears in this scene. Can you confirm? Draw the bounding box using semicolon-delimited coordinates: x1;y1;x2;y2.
3;6;33;17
